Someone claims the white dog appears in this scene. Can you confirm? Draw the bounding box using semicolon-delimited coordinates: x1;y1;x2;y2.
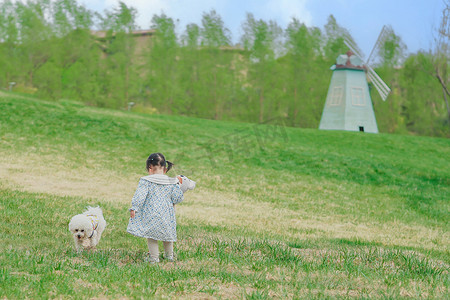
69;206;106;252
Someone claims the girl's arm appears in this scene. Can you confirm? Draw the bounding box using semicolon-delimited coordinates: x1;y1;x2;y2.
129;179;148;217
171;184;184;205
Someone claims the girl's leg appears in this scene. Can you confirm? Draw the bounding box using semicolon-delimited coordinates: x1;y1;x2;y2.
163;241;173;260
147;238;159;262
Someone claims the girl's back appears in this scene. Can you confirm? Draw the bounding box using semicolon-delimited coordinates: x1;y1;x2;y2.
127;175;183;241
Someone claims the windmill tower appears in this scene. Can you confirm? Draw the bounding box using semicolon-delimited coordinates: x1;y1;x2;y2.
319;27;391;133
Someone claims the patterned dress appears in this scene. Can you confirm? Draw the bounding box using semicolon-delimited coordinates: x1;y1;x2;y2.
127;175;184;241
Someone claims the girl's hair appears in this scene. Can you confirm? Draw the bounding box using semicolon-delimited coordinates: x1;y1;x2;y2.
146;152;173;172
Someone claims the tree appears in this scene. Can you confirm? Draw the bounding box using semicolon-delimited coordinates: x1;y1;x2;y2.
283;18;325;127
323;15;354;62
14;0;54;87
200;10;231;48
399;1;450;136
0;2;447;137
147;13;180;113
433;0;450;123
34;0;96;99
376;25;407;68
182;23;201;48
371;26;407;133
241;13;282;122
198;10;234;120
179;23;201;114
53;0;94;36
98;1;137;33
399;53;447;136
97;1;138;108
0;0;19;89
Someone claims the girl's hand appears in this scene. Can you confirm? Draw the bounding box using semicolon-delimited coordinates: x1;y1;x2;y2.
130;210;135;218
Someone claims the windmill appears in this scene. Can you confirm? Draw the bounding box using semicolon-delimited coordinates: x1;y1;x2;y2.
319;26;391;133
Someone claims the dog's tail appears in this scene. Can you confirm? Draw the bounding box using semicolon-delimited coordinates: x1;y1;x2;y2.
85;206;103;216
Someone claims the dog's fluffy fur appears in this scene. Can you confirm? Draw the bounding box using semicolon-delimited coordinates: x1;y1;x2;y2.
69;206;106;252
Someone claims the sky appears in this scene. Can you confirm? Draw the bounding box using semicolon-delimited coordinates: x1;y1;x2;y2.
77;0;446;57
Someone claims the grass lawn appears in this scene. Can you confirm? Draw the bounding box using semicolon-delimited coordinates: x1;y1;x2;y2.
0;91;449;298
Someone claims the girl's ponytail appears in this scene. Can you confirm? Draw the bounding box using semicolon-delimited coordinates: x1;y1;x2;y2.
166;160;174;173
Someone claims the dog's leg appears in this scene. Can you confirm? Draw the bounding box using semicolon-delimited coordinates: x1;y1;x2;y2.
90;232;99;252
74;237;82;253
81;238;91;250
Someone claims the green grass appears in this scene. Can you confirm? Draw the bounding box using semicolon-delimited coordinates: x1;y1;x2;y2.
0;91;449;298
1;189;448;298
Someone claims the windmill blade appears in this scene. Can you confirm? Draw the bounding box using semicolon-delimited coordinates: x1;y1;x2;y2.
367;68;390;101
344;33;391;101
367;25;388;66
344;39;364;59
366;65;391;101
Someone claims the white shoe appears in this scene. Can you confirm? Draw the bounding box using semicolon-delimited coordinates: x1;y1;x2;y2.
163;252;176;262
144;255;159;264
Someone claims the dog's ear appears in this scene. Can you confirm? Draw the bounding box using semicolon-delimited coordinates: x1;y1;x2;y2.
68;217;80;232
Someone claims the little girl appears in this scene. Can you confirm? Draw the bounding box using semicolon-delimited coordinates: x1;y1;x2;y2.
127;152;186;263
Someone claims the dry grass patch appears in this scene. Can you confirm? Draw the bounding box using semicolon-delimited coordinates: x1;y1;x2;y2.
0;154;137;203
1;152;448;253
180;191;448;251
74;278;105;290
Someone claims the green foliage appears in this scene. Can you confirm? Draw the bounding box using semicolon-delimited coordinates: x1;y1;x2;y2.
377;25;407;67
398;53;450;136
0;1;448;137
282;19;326;127
200;9;231;47
241;13;283;123
323;14;352;60
52;0;94;35
147;13;180;114
98;1;137;33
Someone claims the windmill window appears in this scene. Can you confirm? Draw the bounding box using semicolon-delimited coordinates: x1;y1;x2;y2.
351;87;366;106
329;87;343;106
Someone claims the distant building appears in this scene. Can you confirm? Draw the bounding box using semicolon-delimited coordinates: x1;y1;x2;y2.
90;29;156;57
319;51;379;133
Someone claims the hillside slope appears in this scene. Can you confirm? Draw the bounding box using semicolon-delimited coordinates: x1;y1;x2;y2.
0;91;449;298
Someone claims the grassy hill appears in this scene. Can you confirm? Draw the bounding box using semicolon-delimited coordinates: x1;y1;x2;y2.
0;91;449;298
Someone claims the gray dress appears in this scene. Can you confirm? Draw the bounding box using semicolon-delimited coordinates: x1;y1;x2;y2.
127;175;184;241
